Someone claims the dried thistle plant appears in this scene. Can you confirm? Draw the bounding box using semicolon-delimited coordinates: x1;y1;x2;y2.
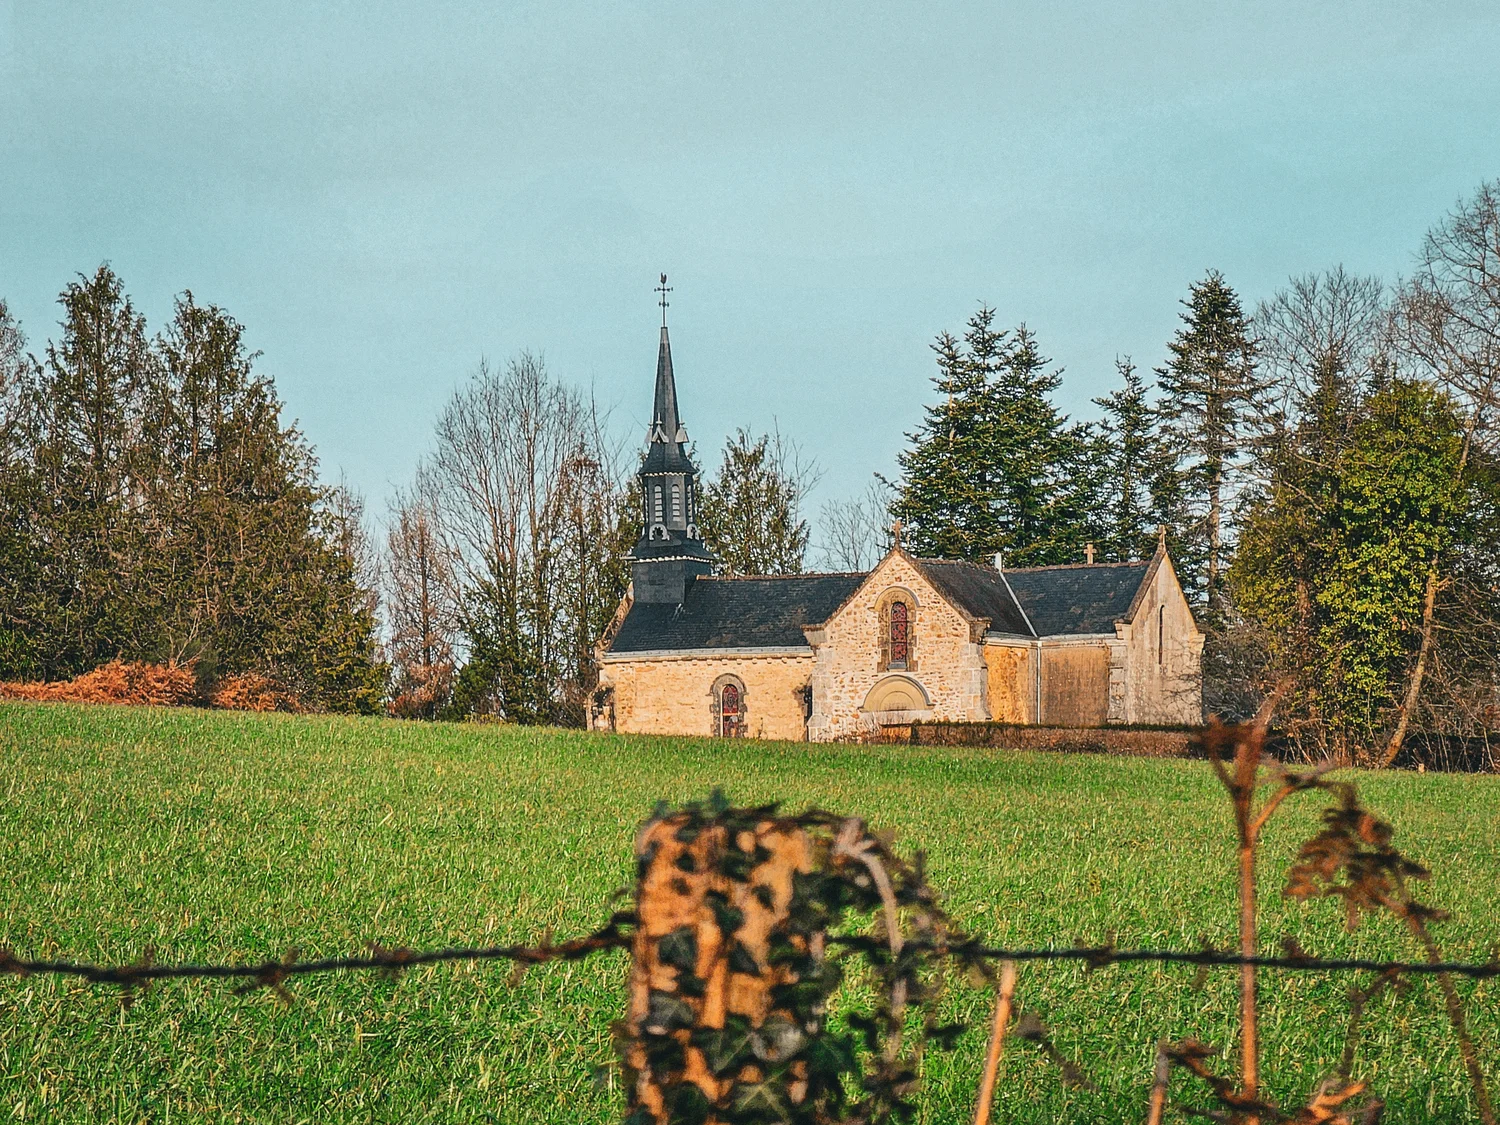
1285;784;1496;1124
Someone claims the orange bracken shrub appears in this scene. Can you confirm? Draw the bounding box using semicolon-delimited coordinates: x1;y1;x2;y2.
209;672;303;713
0;660;199;707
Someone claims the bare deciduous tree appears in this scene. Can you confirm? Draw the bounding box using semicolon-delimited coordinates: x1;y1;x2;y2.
816;477;892;572
1383;181;1500;764
415;352;628;722
384;491;458;719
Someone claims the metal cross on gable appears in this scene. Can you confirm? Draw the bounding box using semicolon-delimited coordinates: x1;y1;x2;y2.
655;273;672;326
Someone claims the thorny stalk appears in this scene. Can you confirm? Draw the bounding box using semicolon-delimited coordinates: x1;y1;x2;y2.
1145;1041;1171;1125
971;961;1017;1125
1287;775;1497;1124
1390;883;1495;1124
1201;696;1285;1121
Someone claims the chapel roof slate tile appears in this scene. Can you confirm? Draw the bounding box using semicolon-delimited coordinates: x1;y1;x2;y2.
607;572;867;654
911;559;1033;636
605;556;1156;655
1000;560;1152;635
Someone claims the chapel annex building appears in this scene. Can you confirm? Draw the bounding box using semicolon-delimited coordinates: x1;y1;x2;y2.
595;310;1204;742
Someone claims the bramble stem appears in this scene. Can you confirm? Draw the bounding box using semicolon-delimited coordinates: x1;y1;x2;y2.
1144;1041;1171;1125
972;961;1017;1125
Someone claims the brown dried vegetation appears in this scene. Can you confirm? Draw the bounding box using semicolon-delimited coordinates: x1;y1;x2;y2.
209;672;304;713
0;661;304;712
0;660;198;707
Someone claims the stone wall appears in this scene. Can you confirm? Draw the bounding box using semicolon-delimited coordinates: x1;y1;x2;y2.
806;551;987;741
602;652;815;741
1114;553;1204;724
1040;642;1112;726
982;641;1036;723
912;721;1196;757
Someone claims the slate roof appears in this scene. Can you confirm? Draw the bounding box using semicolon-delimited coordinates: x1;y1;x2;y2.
605;555;1157;654
607;573;866;654
912;559;1033;636
1000;561;1152;636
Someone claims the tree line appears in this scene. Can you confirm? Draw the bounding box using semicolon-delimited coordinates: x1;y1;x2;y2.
865;181;1500;764
4;180;1498;761
0;268;383;711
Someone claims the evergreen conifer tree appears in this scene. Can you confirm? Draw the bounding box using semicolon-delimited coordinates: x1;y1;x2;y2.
699;428;814;576
893;307;1091;565
28;266;153;675
1093;358;1163;561
1156;272;1262;610
0;271;385;709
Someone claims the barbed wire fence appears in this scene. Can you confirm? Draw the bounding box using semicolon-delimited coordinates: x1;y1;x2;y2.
6;938;1497;996
3;720;1498;1125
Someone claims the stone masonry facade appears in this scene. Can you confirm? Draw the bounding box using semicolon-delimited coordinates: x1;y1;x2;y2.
803;552;988;741
602;652;815;740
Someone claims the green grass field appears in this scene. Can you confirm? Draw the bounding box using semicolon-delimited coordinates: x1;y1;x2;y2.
1;703;1496;1123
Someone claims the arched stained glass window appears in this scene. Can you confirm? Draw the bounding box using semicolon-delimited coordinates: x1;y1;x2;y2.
889;601;909;669
718;682;743;738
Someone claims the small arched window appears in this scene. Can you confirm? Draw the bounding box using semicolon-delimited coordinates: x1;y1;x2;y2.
878;590;917;672
712;676;746;738
890;602;909;668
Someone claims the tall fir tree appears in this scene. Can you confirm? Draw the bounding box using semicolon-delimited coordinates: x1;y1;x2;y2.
0;301;44;678
699;428;814;576
27;266;153;676
1156;271;1262;611
888;324;996;559
1092;358;1168;561
893;307;1091;566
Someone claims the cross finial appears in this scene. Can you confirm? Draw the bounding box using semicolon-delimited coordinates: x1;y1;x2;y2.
891;519;903;549
1158;523;1169;550
1085;541;1095;565
656;273;672;327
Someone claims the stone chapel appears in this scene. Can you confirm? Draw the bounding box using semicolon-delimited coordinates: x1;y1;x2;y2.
595;307;1204;741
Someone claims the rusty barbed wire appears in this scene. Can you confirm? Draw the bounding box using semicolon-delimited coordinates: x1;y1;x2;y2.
887;940;1500;979
3;928;1495;1001
0;912;635;999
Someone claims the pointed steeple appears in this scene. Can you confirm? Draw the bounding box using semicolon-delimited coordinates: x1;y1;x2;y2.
641;290;693;475
630;274;714;604
650;325;688;446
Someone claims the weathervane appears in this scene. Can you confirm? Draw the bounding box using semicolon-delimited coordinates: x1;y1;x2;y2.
656;273;672;327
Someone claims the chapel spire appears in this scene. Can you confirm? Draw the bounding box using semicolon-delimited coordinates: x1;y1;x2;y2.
651;322;686;447
629;274;714;605
642;274;693;474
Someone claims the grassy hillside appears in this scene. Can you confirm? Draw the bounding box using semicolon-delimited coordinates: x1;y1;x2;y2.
1;704;1496;1123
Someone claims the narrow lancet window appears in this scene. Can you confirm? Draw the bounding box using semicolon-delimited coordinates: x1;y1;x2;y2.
714;679;745;738
889;601;909;669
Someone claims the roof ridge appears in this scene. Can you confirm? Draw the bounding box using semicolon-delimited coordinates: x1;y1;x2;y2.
699;571;869;581
1003;560;1149;573
917;557;1148;573
916;557;1001;570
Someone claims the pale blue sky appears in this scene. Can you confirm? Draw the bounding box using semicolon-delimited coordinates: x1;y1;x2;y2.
3;2;1498;526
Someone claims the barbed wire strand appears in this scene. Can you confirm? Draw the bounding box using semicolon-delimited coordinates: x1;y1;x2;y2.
0;913;634;992
3;926;1496;995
